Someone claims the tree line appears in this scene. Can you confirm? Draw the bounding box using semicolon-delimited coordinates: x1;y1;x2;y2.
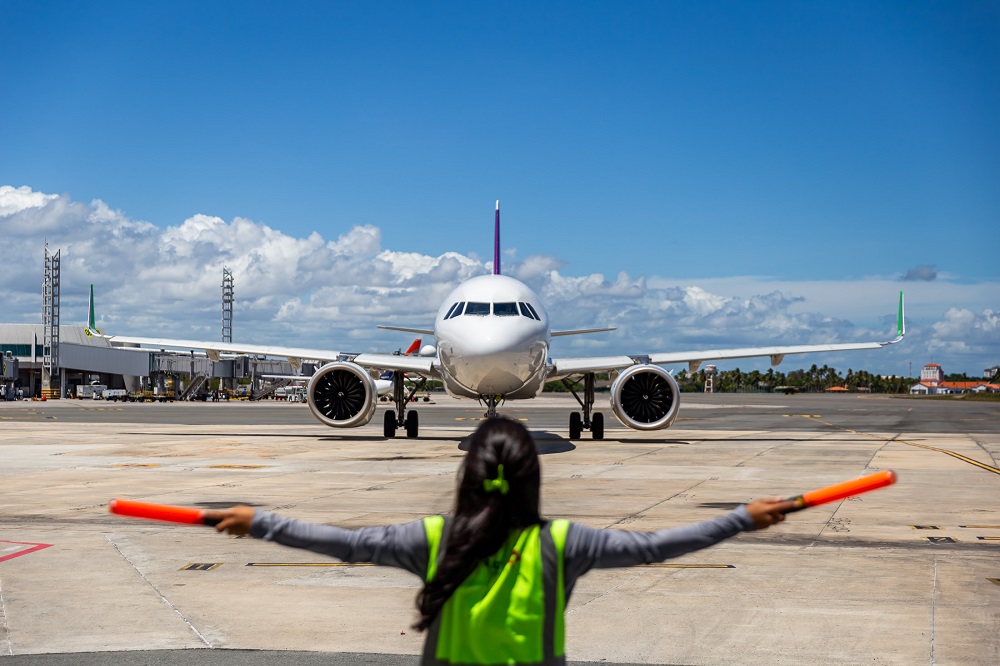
544;365;925;394
673;364;915;393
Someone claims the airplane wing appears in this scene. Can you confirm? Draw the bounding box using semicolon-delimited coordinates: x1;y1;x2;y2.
107;335;439;376
551;327;617;337
377;325;435;335
549;292;905;379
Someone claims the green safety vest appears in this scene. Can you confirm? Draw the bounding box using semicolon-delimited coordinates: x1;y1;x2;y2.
421;515;570;666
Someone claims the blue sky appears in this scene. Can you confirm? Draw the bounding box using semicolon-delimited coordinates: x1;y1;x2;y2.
1;2;997;377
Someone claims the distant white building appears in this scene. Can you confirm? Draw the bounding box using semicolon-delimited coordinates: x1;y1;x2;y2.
986;365;1000;380
920;363;944;385
910;362;1000;394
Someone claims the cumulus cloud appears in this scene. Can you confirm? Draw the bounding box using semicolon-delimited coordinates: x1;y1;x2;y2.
902;264;937;281
0;185;59;217
2;185;996;374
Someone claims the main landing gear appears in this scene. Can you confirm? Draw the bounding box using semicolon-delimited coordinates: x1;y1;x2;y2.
384;373;427;439
562;373;605;440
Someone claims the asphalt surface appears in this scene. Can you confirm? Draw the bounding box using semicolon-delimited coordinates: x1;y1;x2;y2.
1;393;998;665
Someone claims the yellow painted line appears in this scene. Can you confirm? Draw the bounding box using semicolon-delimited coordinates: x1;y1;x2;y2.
639;563;734;569
976;537;1000;541
910;525;940;530
246;562;375;567
204;464;268;469
181;563;222;571
988;578;1000;586
961;525;1000;529
801;416;1000;476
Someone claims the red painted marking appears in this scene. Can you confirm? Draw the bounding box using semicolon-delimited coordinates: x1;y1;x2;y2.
0;540;54;563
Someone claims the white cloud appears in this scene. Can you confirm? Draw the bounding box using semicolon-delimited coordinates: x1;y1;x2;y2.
3;186;997;375
0;185;59;217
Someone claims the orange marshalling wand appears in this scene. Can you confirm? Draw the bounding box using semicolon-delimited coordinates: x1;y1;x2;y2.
783;470;897;513
108;499;220;526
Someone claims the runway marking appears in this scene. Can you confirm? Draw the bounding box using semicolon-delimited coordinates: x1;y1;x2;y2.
960;525;1000;529
797;415;1000;475
246;562;375;567
181;563;222;571
0;540;53;563
639;563;734;569
988;578;1000;586
911;525;940;530
925;537;957;544
976;537;1000;541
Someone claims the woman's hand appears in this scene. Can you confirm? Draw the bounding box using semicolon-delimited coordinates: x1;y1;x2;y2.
204;505;256;536
745;498;797;530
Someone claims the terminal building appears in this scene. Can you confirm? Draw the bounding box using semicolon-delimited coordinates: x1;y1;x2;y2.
0;323;299;400
1;250;301;401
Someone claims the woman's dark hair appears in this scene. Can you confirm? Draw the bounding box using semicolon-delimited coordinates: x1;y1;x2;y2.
414;417;541;631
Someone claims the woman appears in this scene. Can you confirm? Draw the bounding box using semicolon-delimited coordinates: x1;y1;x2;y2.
209;417;793;665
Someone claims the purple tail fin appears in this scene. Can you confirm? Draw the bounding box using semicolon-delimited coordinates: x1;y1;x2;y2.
493;200;501;275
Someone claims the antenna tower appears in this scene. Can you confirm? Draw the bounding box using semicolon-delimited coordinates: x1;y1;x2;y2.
222;267;234;343
42;244;61;397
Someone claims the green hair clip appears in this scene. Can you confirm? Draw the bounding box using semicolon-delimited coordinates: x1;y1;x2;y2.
483;464;509;496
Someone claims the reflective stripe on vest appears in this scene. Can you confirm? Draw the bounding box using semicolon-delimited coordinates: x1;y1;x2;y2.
421;517;569;666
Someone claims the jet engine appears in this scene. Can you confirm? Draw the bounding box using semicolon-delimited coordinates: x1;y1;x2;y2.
306;361;378;428
609;364;681;431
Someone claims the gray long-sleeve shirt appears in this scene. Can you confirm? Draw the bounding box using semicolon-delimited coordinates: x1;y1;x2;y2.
250;507;754;597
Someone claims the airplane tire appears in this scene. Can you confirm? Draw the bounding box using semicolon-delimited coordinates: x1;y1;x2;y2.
591;412;605;440
405;410;419;438
384;409;397;438
569;412;582;439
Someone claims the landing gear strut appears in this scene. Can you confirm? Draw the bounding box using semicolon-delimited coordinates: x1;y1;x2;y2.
562;373;605;440
482;395;503;419
384;373;427;439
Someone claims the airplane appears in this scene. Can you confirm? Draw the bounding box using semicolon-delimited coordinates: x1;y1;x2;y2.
108;201;905;440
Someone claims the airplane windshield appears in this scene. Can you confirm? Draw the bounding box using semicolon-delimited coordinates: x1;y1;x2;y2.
493;302;519;316
465;302;491;316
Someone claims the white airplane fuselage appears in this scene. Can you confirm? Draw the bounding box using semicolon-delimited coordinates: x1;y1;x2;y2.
434;274;550;400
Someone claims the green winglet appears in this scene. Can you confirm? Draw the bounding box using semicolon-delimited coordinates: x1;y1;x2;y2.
896;291;905;339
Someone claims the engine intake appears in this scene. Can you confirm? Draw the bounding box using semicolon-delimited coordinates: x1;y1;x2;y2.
306;361;378;428
610;364;680;431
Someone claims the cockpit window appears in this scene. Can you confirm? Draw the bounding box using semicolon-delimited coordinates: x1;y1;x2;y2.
523;302;541;320
493;302;519;316
518;302;536;320
444;302;460;319
446;302;465;319
465;302;491;316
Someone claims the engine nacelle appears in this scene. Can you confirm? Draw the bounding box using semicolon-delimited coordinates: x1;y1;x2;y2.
306;361;378;428
609;364;681;431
